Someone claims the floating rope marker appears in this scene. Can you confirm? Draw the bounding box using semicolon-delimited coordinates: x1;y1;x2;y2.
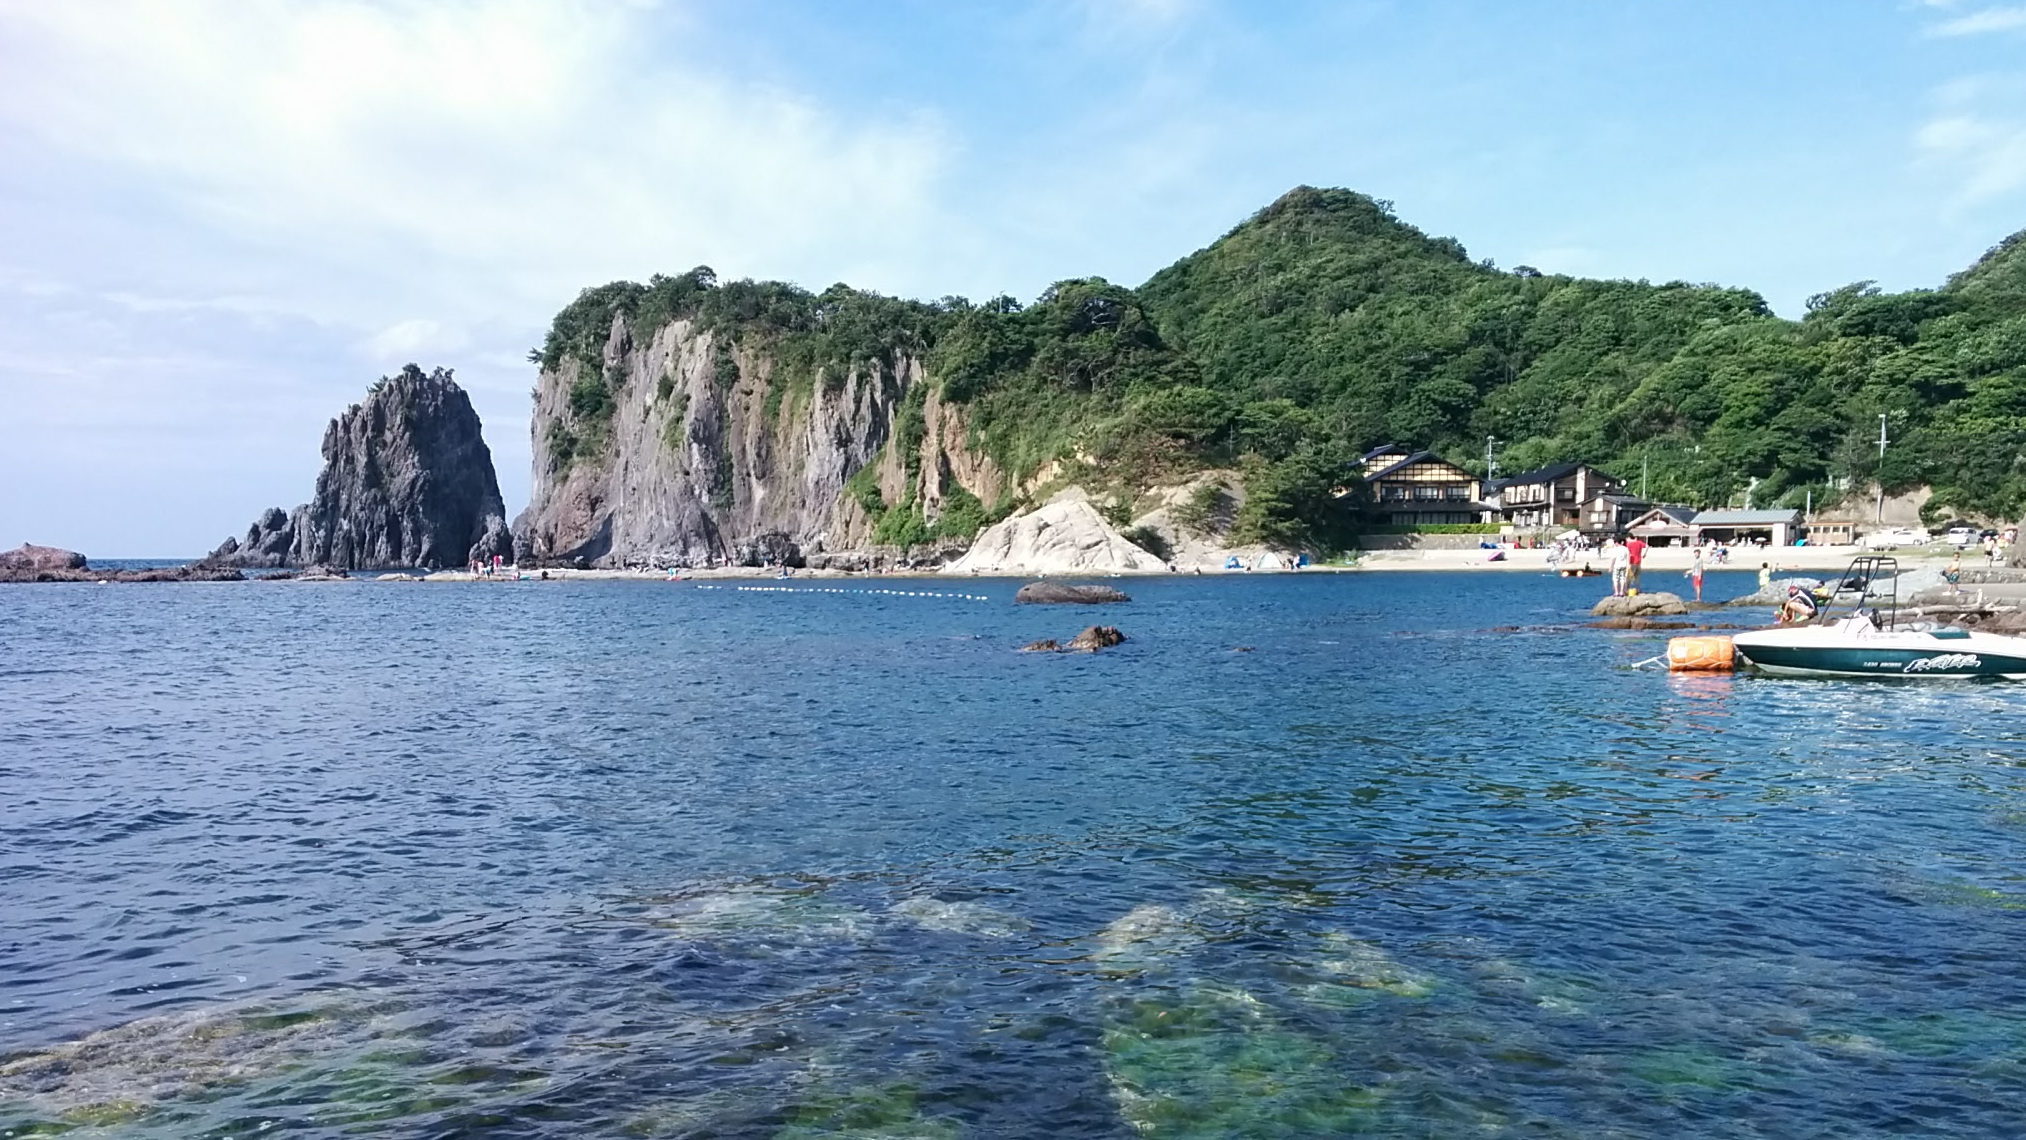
690;583;991;602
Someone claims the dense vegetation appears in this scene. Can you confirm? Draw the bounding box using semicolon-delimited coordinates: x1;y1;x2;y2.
537;187;2026;546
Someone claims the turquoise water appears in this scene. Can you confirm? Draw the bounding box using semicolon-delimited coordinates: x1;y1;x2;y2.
3;572;2025;1137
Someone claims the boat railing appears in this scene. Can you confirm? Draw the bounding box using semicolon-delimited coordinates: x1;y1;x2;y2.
1826;555;1899;630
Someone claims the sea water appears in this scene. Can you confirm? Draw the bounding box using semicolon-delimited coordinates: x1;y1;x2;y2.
3;572;2024;1137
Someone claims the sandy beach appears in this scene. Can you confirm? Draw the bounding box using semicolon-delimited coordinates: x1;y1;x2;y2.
1348;543;1970;575
395;542;1944;583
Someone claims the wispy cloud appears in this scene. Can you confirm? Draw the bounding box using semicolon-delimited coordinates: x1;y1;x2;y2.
1925;4;2026;35
0;0;968;550
1918;113;2026;200
0;0;959;327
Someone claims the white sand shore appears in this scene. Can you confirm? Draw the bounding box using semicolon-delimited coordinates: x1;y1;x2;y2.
1352;543;1963;573
387;542;1968;582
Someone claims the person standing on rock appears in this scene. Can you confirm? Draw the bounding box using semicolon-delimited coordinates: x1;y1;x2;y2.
1608;540;1630;597
1624;535;1648;595
1686;548;1705;603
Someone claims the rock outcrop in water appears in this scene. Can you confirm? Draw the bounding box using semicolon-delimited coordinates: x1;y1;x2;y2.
0;544;86;572
1015;582;1132;604
1591;592;1690;617
203;366;512;571
0;545;246;583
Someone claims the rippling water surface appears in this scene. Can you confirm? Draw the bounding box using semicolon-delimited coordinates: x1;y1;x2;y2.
4;572;2026;1138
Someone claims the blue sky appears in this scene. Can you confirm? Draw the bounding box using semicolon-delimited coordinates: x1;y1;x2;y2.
2;0;2024;555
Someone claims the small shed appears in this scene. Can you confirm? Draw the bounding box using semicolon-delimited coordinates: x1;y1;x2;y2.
1800;520;1856;546
1692;508;1801;547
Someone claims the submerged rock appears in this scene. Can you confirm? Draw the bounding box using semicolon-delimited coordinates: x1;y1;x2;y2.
889;897;1031;937
0;996;392;1121
203;365;512;571
1102;984;1387;1136
639;884;874;949
1591;592;1690;617
1021;626;1128;653
1;564;246;584
1014;581;1132;604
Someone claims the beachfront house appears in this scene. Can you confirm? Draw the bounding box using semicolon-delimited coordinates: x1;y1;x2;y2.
1580;491;1651;538
1485;462;1624;530
1359;445;1486;526
1691;508;1801;547
1625;504;1699;546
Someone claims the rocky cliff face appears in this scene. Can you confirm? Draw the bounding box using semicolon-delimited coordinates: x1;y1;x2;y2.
513;315;1004;567
205;366;513;570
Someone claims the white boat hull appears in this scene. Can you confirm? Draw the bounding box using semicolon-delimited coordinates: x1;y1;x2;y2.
1732;622;2026;680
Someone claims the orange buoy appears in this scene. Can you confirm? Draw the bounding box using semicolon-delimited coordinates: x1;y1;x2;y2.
1667;635;1735;672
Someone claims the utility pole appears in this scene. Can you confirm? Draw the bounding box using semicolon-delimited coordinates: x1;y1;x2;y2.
1640;451;1649;501
1876;413;1889;523
1485;436;1498;482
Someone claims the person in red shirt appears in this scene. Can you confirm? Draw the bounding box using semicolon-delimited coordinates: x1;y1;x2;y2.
1624;535;1648;592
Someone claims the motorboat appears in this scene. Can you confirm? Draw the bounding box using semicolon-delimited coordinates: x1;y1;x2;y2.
1730;556;2026;679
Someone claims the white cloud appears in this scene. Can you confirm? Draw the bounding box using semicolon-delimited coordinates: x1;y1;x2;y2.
0;0;957;318
1917;112;2026;200
1926;4;2026;35
364;319;464;360
0;0;968;551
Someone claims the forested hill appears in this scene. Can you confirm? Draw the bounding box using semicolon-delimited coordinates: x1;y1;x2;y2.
539;187;2026;549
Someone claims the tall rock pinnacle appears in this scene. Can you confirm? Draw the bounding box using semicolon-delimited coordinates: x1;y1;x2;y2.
205;365;513;570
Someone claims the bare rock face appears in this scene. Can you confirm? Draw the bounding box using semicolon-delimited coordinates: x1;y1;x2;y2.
205;366;512;570
1591;592;1690;617
0;544;87;571
512;315;1009;568
946;500;1168;576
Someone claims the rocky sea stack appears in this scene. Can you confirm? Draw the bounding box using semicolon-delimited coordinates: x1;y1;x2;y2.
204;366;512;571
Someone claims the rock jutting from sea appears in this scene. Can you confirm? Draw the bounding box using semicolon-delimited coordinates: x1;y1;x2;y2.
203;366;513;571
0;544;245;584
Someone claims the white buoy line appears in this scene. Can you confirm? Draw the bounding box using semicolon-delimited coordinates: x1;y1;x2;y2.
693;584;993;602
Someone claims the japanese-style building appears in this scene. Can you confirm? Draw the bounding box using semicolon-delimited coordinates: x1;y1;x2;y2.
1625;504;1699;545
1359;445;1486;526
1580;492;1652;538
1484;462;1624;530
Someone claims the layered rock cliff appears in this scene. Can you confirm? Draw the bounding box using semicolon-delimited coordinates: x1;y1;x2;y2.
512;314;1005;567
205;366;513;570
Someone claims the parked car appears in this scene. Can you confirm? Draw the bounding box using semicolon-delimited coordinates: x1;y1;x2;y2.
1946;526;1979;547
1861;527;1930;549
